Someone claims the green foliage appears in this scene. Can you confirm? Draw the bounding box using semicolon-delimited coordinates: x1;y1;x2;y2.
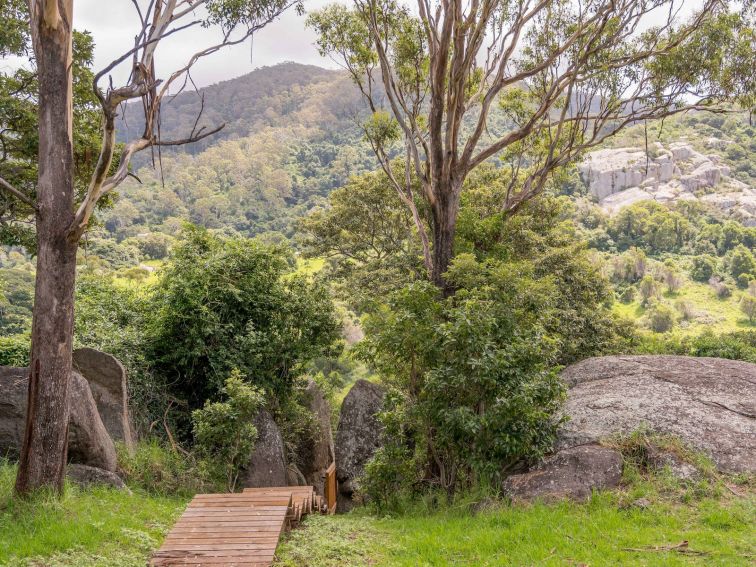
690;254;718;282
74;274;158;433
117;441;210;496
299;165;425;311
192;371;263;492
646;301;676;333
0;333;29;366
740;295;756;323
359;262;566;502
632;330;756;363
146;226;342;421
0;267;33;333
725;244;756;280
0;4;106;248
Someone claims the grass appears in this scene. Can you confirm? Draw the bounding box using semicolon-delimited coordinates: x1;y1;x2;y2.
613;280;755;337
275;485;755;566
0;461;188;567
2;449;753;567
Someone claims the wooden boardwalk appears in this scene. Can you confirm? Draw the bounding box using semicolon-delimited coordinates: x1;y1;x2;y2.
150;481;336;566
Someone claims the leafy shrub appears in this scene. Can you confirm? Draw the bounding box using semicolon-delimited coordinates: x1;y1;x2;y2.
118;440;209;496
740;295;756;323
192;371;263;492
647;302;675;333
631;330;756;363
146;226;342;429
639;275;659;305
0;334;30;366
359;258;566;502
708;276;732;299
725;245;756;280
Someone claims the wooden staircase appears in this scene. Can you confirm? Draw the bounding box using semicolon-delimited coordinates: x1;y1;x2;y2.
150;469;338;566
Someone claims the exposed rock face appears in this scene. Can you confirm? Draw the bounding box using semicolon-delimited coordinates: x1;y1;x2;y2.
298;380;335;496
67;463;128;491
243;409;288;488
73;348;136;450
335;380;385;511
0;366;118;471
579;142;756;225
503;445;623;501
559;355;756;474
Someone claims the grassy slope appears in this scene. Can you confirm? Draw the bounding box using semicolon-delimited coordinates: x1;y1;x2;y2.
2;459;753;566
276;489;755;566
0;463;187;567
613;280;756;337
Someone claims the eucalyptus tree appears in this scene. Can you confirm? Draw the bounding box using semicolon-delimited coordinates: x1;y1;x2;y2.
2;0;298;496
308;0;754;292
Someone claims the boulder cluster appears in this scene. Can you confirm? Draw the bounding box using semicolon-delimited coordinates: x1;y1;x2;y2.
579;141;755;225
3;351;753;506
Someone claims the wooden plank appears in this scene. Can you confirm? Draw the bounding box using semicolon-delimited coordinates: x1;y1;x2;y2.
325;462;337;514
150;493;288;567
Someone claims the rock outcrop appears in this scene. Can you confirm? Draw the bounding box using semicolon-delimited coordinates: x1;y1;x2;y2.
579;142;755;225
73;348;136;450
67;463;128;491
503;445;623;501
243;409;288;488
334;380;385;511
558;355;756;474
0;365;118;471
297;380;335;496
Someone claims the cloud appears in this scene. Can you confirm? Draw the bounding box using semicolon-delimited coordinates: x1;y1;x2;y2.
73;0;347;88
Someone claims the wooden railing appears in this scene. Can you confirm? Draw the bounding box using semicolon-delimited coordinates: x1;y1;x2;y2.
324;462;337;515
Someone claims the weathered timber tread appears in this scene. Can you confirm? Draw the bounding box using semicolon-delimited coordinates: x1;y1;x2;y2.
151;487;317;566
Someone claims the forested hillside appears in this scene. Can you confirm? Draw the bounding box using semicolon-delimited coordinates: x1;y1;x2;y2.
108;63;378;240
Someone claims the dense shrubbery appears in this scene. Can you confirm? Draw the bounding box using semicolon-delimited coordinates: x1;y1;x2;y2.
192;372;263;491
631;330;756;363
146;226;342;420
359;269;566;505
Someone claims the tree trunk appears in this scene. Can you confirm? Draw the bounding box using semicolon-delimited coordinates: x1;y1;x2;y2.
430;183;461;296
15;0;77;496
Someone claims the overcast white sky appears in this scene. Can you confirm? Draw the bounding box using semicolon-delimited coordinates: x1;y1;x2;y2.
1;0;703;90
71;0;345;88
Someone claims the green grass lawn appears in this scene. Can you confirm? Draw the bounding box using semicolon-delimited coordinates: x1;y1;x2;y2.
0;462;187;566
613;280;756;337
276;488;755;566
2;459;753;567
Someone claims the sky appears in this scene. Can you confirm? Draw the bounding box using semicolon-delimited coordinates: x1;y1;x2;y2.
71;0;345;89
2;0;704;91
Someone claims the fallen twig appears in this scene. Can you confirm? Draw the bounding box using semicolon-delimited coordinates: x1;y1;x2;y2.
622;541;708;556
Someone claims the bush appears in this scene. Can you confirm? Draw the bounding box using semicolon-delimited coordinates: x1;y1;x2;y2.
0;334;30;366
146;226;342;429
725;245;756;280
192;371;263;492
741;295;756;323
647;302;675;333
708;276;732;299
118;440;209;496
359;259;566;502
639;275;659;305
631;330;756;363
690;255;717;282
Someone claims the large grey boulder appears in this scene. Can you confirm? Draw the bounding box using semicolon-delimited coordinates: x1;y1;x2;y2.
243;409;288;488
67;463;128;491
503;445;623;502
0;366;118;471
297;380;335;496
559;355;756;474
335;380;385;511
73;348;136;450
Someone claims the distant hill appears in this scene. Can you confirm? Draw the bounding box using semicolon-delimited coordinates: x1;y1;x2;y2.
109;62;377;239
